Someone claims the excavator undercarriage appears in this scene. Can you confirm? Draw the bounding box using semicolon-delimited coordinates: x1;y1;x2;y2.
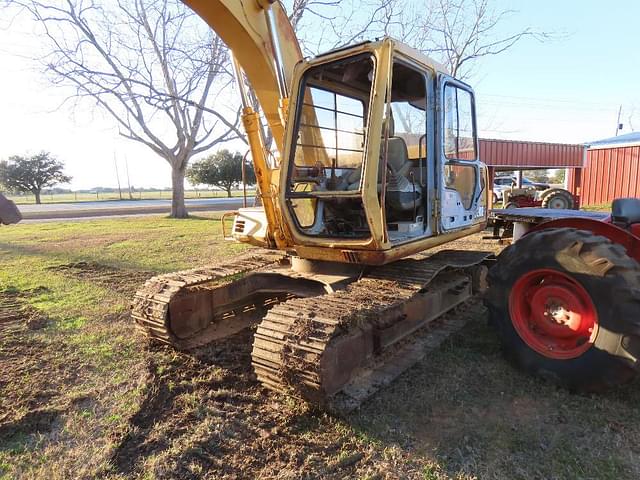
133;250;490;412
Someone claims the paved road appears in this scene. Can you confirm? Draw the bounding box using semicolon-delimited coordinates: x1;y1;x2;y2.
17;197;246;220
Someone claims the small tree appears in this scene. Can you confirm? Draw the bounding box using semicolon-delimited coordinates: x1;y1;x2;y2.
187;150;255;198
0;152;71;204
549;169;566;185
523;169;550;183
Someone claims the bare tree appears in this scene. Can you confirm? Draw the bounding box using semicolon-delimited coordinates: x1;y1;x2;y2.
285;0;551;80
417;0;552;79
6;0;243;217
284;0;398;55
287;0;340;32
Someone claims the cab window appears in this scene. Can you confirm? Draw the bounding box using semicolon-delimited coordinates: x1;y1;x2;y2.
444;85;476;160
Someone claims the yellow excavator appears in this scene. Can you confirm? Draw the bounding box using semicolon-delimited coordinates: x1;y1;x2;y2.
133;0;640;410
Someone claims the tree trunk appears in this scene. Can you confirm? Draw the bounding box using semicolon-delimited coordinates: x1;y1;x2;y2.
226;186;232;198
170;166;188;218
34;190;42;205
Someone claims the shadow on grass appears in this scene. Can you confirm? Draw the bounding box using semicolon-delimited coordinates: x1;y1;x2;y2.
110;330;263;477
0;409;63;453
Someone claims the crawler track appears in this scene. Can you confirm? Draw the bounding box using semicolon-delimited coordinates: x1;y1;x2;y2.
132;248;490;411
131;251;287;350
252;250;489;411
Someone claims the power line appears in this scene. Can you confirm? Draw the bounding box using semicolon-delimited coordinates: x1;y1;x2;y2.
479;100;616;113
480;93;616;107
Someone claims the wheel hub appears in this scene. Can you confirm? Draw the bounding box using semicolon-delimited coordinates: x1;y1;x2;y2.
509;269;598;359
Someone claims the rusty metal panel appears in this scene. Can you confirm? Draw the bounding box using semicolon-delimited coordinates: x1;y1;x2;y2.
479;139;585;168
566;168;582;195
580;146;640;206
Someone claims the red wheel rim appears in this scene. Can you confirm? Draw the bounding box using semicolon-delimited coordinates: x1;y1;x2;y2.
509;269;598;359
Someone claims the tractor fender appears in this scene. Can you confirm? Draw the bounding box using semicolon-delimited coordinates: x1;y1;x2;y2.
527;217;640;263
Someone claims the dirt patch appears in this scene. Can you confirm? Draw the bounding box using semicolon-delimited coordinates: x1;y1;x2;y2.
108;329;421;479
0;287;49;332
47;262;154;295
0;331;79;423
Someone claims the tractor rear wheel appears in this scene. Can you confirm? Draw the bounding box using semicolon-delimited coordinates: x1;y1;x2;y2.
541;188;575;209
486;228;640;392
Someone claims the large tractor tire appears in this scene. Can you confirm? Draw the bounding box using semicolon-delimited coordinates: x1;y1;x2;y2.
486;228;640;392
540;188;575;209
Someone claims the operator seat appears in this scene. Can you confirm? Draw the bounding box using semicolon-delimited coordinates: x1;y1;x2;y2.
612;198;640;226
385;115;411;176
345;114;410;189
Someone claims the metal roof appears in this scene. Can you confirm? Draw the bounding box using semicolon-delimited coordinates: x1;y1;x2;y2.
587;131;640;150
480;138;586;168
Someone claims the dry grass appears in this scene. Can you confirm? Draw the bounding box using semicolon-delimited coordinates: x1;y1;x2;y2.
1;216;639;479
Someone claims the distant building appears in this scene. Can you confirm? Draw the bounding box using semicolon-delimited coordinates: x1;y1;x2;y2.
567;132;640;206
480;138;586;205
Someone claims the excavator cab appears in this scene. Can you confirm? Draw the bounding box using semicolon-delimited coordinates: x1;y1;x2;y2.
276;38;487;264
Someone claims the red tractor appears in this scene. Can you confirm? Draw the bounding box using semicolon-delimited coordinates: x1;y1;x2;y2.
488;198;640;391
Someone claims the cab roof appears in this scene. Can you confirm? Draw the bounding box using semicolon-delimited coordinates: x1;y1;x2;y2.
312;36;450;76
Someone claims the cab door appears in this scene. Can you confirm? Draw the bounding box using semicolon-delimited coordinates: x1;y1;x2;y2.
437;76;486;232
382;56;436;242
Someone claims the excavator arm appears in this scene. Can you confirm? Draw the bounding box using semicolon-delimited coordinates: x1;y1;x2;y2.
183;0;301;156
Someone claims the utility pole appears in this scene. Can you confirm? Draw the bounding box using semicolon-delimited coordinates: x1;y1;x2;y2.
615;105;623;136
124;156;133;199
114;154;123;200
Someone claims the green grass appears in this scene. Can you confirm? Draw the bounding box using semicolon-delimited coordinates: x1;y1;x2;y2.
2;217;640;479
7;189;256;205
0;214;249;479
0;214;247;273
583;202;612;212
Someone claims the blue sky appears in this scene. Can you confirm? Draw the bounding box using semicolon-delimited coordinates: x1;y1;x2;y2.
0;0;639;189
472;0;640;142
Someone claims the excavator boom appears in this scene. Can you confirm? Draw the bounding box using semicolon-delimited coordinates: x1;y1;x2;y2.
183;0;301;155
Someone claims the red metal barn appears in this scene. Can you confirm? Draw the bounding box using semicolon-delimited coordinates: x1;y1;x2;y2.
481;139;585;170
480;139;586;205
567;132;640;206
